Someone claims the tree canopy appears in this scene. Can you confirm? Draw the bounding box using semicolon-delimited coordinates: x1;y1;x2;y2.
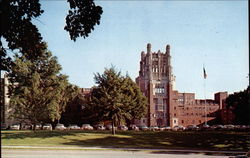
0;0;103;71
85;67;147;134
226;86;250;125
8;43;78;129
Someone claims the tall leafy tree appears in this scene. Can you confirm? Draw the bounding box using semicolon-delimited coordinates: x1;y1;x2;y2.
87;67;147;135
226;86;250;125
0;0;103;71
60;93;85;126
8;43;77;130
122;76;148;123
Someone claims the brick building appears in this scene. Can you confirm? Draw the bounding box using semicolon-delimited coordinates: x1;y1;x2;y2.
135;43;228;127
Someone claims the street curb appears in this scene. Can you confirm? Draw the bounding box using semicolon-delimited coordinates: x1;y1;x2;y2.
1;145;247;155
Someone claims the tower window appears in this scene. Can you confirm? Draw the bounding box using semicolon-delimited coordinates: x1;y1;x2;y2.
155;105;158;110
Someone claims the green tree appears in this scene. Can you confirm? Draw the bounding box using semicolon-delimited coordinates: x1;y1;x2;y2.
226;86;250;125
87;67;147;135
8;43;77;130
0;0;103;71
60;92;85;126
122;76;148;122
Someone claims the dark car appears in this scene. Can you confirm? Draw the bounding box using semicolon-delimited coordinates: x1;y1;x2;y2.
186;125;199;131
95;124;105;130
128;124;139;131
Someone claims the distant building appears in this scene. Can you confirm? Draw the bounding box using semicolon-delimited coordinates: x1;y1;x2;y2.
80;88;92;97
135;43;228;127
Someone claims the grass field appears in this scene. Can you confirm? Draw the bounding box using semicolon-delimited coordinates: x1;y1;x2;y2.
1;130;250;151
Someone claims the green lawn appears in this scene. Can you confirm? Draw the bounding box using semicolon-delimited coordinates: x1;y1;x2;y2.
1;130;250;151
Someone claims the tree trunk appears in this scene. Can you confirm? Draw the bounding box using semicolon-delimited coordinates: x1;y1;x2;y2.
33;123;36;132
111;119;115;135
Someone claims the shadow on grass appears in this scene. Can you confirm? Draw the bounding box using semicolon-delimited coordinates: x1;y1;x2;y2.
61;131;250;152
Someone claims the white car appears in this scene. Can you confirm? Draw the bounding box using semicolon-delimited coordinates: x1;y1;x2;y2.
118;125;128;131
139;125;149;131
67;124;81;130
149;126;159;131
10;124;20;130
172;125;185;131
81;124;94;130
43;124;52;130
55;124;66;130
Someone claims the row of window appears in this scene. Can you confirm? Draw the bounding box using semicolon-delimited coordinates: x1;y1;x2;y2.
154;88;165;94
150;113;167;117
174;106;218;111
155;105;164;111
174;120;202;124
178;101;217;106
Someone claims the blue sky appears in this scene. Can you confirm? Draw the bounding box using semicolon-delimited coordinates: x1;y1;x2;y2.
35;0;248;99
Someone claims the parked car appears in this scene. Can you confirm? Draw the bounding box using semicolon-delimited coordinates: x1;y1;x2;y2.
186;125;199;131
162;126;172;131
81;124;94;130
21;124;32;130
118;125;128;131
67;124;80;130
149;126;159;131
10;124;20;130
1;123;7;130
200;124;210;130
158;127;165;131
128;124;139;131
94;124;105;130
55;123;66;130
172;125;185;131
224;124;235;130
96;124;105;131
238;125;247;131
34;124;42;130
105;124;117;130
43;124;52;130
138;125;149;131
211;125;224;130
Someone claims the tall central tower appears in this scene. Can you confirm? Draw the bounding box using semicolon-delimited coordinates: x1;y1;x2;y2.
136;43;175;127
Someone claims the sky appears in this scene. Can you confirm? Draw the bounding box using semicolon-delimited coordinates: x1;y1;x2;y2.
34;0;248;99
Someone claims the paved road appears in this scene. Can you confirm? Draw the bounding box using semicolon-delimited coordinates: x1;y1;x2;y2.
2;149;229;158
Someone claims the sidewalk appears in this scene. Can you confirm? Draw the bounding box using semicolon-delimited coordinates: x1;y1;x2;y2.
2;145;247;155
